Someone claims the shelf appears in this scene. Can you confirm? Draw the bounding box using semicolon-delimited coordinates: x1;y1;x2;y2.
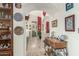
0;28;8;30
0;48;12;51
0;3;13;56
0;7;12;11
0;39;11;41
0;7;13;15
0;19;12;21
0;30;10;33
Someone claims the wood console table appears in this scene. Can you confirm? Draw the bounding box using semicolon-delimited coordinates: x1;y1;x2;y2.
44;38;68;56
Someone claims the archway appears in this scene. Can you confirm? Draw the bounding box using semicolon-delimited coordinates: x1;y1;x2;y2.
25;10;51;56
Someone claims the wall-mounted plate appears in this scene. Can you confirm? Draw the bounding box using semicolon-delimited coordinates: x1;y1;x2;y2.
14;26;24;35
14;13;23;21
15;3;21;9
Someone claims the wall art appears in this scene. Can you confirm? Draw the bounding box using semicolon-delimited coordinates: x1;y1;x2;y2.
14;26;24;35
32;21;37;30
15;3;21;9
25;15;29;21
78;28;79;33
26;25;28;29
65;15;75;31
66;3;74;11
46;21;49;33
51;20;57;27
29;25;31;30
14;13;23;21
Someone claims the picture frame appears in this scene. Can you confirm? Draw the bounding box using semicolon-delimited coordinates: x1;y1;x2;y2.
26;25;28;29
51;20;57;27
66;3;74;11
25;15;29;21
65;15;75;31
29;25;31;30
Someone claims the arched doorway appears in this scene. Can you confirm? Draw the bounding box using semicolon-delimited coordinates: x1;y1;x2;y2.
25;10;51;56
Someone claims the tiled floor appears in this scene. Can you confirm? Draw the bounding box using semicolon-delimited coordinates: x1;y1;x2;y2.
26;37;45;56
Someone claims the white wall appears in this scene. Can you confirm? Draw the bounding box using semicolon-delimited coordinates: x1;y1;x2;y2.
50;3;79;56
13;4;26;56
13;5;51;55
13;3;79;56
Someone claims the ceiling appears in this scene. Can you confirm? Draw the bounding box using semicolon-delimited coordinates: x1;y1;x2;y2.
24;3;65;16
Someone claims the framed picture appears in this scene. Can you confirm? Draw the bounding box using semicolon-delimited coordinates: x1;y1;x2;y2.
51;20;57;27
65;15;75;31
26;25;28;29
25;15;29;21
29;25;31;30
66;3;74;11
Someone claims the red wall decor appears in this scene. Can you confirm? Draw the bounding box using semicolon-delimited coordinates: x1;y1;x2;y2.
37;16;42;32
46;21;49;33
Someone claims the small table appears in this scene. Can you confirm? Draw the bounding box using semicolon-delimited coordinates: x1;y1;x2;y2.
44;38;68;56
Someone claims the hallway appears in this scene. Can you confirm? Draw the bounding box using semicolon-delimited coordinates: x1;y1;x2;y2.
26;37;45;56
0;3;79;56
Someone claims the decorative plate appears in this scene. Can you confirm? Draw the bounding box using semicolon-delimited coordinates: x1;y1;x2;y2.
15;3;21;9
14;26;24;35
14;13;23;21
